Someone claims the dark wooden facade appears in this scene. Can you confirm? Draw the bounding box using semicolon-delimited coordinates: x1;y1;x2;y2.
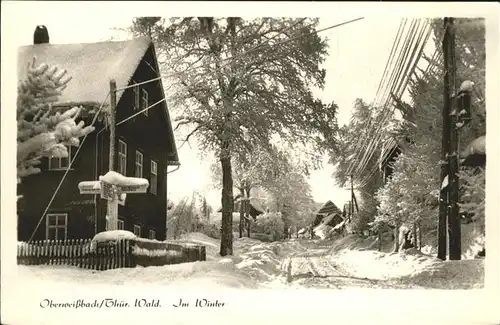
18;43;178;242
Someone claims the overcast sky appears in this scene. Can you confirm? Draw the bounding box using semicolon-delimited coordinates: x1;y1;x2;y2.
11;8;435;210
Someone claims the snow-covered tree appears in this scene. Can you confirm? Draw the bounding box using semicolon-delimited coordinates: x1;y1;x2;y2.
17;57;94;179
254;212;285;241
329;99;390;233
128;17;338;256
264;155;316;238
459;167;485;229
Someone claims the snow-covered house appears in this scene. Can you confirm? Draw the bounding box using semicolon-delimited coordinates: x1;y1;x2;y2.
17;28;179;241
216;194;265;221
312;200;343;232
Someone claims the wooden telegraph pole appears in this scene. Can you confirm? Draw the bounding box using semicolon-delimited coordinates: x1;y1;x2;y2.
78;80;149;233
445;18;462;260
107;80;118;231
438;19;451;260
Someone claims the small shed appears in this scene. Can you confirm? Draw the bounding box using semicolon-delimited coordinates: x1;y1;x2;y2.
216;194;265;220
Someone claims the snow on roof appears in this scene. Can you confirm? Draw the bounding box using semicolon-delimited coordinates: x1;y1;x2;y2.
78;180;100;189
379;138;401;169
321;213;336;226
460;135;486;158
333;219;346;231
249;198;265;213
99;171;149;187
17;36;152;108
315;200;341;216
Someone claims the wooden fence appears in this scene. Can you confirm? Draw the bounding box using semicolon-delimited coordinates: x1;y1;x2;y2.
17;238;206;271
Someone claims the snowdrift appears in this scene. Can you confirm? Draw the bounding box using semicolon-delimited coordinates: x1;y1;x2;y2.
421;222;485;259
326;234;484;288
92;230;137;242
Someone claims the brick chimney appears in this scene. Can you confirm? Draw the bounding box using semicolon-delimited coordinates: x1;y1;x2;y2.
33;25;49;44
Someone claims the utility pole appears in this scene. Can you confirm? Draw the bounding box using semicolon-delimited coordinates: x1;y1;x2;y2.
445;18;461;260
107;79;118;230
438;19;451;261
79;80;149;234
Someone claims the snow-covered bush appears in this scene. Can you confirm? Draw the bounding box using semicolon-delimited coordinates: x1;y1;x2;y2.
459;167;485;231
254;212;285;241
196;219;221;239
374;150;439;232
89;230;137;252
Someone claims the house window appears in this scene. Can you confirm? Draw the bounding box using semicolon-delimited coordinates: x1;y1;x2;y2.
150;160;158;195
133;224;141;237
133;83;140;111
141;89;149;116
46;213;68;241
135;150;143;178
118;140;127;175
148;229;156;240
48;146;72;170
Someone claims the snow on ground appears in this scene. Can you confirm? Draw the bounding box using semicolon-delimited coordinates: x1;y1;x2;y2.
326;235;484;289
13;232;484;292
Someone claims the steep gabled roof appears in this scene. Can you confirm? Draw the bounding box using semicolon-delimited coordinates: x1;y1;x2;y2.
315;200;341;217
17;36;152;108
18;36;180;165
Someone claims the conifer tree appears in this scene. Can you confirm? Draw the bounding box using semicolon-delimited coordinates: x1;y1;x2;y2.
17;58;94;180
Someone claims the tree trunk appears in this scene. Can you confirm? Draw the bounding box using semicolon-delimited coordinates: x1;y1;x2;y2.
413;222;418;249
378;230;382;252
247;218;251;238
239;188;244;238
392;224;400;253
245;188;251;238
418;222;422;250
282;212;288;240
220;154;234;256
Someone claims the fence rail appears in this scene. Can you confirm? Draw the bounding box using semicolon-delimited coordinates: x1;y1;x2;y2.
17;238;206;271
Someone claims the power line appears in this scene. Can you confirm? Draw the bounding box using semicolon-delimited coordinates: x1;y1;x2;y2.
355;24;431;186
352;20;431;181
116;97;167;126
357;138;398;188
347;19;406;175
348;19;421;180
346;19;406;177
356;21;431;179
